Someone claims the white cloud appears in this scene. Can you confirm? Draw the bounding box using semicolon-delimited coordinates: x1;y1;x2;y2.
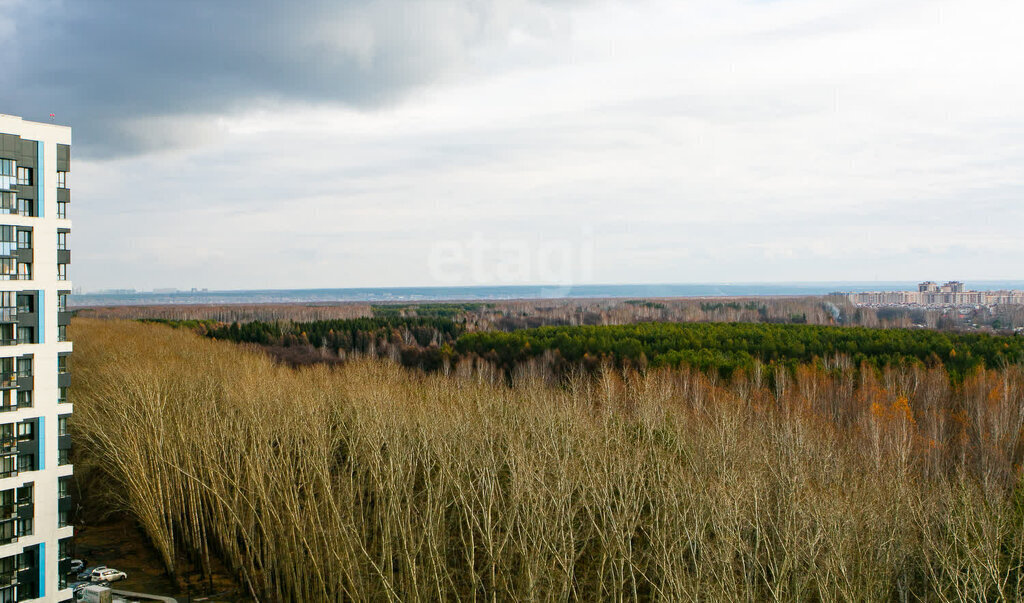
65;0;1024;290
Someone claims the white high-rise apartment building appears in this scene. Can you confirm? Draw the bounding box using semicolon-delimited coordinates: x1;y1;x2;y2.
0;114;74;603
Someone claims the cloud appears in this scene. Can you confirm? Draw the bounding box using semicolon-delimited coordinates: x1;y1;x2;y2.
13;0;1024;290
4;0;573;157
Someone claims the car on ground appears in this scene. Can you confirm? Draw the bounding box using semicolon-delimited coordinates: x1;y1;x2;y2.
68;559;85;576
77;566;105;581
90;567;127;583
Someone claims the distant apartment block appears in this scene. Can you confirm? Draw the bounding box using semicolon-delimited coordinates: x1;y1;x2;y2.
0;114;74;603
851;281;1024;306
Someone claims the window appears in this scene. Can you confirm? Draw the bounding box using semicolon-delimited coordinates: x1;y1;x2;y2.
57;200;67;219
0;259;12;282
0;159;14;190
57;263;67;281
0;457;13;479
16;454;33;472
16;198;32;217
0;226;13;256
15;230;29;250
58;509;69;528
16;484;31;504
58;538;72;586
0;293;13;323
57;449;69;466
0;519;12;544
15;327;32;344
0;193;13;215
15;358;29;379
57;231;67;250
58;325;67;342
0;392;12;413
16;263;30;281
15;518;30;537
16;422;32;440
15;167;31;186
0;554;15;583
58;416;69;436
57;293;67;312
0;324;13;346
15;392;30;409
58;537;71;560
58;387;68;404
12;551;34;599
0;520;14;545
15;296;31;315
57;170;68;188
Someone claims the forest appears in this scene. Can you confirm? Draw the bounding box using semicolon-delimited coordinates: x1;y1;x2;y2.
153;315;465;370
142;313;1024;381
456;322;1024;380
68;318;1024;601
77;294;1024;333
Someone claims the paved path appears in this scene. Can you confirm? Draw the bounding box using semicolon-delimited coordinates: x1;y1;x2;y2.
112;589;180;603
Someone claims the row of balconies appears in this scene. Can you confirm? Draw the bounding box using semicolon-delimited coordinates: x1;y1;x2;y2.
2;176;69;211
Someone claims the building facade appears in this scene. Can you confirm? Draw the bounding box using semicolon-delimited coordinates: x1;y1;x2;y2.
851;281;1024;306
0;114;74;603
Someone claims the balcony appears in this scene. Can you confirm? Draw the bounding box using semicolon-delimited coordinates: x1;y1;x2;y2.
11;249;30;266
17;439;35;457
15;310;34;330
0;374;15;390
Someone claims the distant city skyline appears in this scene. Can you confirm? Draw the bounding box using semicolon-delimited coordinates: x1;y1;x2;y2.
850;280;1024;306
5;0;1024;290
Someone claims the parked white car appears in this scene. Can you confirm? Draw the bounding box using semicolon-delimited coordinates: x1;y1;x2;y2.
90;567;127;583
67;559;85;576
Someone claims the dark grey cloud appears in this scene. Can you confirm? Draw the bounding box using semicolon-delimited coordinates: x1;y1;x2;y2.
4;0;561;157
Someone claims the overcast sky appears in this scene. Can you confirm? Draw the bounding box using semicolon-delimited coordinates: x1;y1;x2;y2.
4;0;1023;291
